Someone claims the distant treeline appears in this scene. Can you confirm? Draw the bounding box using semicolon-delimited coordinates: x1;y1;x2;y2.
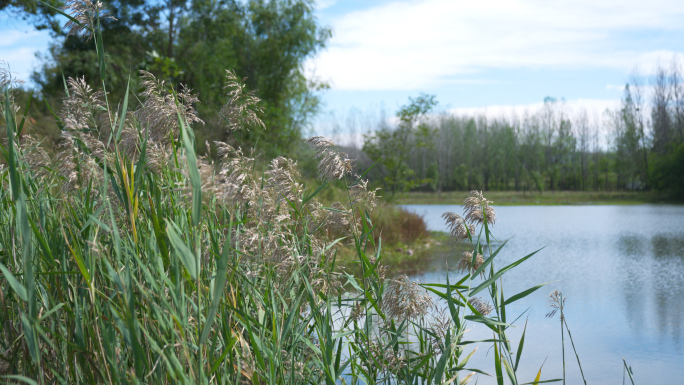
353;64;684;198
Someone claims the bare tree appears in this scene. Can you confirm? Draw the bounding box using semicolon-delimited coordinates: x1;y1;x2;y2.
651;64;672;154
575;109;590;190
670;56;684;142
628;70;649;186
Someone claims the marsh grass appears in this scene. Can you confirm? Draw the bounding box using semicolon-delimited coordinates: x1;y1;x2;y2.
0;2;572;384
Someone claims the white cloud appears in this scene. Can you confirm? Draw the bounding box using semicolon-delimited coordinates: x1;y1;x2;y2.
2;47;44;83
0;23;51;86
311;0;684;90
448;98;621;120
0;29;45;47
316;0;337;10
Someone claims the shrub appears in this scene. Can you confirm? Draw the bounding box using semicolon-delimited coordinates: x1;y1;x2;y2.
373;205;429;245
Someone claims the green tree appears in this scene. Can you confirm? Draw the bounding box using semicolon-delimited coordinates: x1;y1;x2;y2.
176;0;330;156
12;0;329;156
362;93;437;198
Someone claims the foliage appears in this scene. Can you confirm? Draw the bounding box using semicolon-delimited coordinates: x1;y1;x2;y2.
649;141;684;197
363;93;437;198
18;0;329;157
354;78;683;197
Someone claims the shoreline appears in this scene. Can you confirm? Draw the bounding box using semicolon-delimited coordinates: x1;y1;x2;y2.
393;190;676;206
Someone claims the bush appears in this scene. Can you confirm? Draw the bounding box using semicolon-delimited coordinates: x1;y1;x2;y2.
373;205;429;245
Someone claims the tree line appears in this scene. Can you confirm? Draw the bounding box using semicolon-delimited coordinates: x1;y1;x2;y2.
357;62;684;198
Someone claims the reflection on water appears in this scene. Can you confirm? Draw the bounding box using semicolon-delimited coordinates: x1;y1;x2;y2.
402;204;684;385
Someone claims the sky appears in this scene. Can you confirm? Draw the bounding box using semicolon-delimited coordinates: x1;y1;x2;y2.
310;0;684;121
2;0;684;123
0;13;51;86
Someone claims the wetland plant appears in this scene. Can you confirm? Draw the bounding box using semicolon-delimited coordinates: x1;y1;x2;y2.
0;1;560;383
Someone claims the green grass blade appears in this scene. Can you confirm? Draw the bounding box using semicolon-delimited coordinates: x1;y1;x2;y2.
177;109;201;227
302;181;328;204
3;88;19;200
515;319;528;371
470;247;544;296
1;375;38;385
494;340;504;385
0;262;28;301
200;218;233;344
17;89;33;136
464;315;511;328
115;75;131;143
473;240;508;277
504;282;551;306
40;2;90;34
433;326;451;383
95;17;106;81
166;221;198;280
623;358;635;385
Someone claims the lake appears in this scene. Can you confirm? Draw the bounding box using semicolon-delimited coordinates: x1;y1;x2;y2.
401;204;684;385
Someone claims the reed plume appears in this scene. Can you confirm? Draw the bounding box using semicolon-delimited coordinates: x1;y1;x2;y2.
220;70;265;132
546;290;587;385
468;297;493;316
62;0;116;39
458;251;484;274
463;190;496;226
383;275;432;320
306;136;353;182
442;212;473;240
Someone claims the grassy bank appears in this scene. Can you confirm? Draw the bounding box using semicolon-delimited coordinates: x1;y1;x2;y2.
396;190;663;205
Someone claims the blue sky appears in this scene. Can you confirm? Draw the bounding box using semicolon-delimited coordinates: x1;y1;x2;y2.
0;12;51;86
310;0;684;119
2;0;684;121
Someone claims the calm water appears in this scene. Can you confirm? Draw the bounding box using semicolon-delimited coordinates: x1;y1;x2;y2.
402;204;684;385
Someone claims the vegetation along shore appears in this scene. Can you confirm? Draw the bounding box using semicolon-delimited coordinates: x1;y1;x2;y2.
395;190;667;206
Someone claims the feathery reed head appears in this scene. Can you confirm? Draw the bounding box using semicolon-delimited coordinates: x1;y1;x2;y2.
383;275;432;320
62;0;116;40
458;251;484;274
0;61;24;114
546;290;566;318
306;136;353;182
463;190;496;226
60;77;105;130
348;178;379;212
441;211;474;240
428;307;453;351
220;70;264;131
0;61;24;90
468;297;493;316
136;71;203;144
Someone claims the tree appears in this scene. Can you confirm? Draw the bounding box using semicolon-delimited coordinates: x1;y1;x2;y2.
0;0;63;33
362;93;437;198
176;0;330;156
11;0;330;156
651;66;673;155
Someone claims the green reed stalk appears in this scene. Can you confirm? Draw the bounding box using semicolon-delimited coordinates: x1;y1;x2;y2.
561;294;566;385
564;318;587;384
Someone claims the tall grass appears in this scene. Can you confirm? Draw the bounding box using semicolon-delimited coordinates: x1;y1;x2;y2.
0;2;562;384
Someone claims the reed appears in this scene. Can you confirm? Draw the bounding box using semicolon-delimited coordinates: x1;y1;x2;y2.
0;2;590;384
